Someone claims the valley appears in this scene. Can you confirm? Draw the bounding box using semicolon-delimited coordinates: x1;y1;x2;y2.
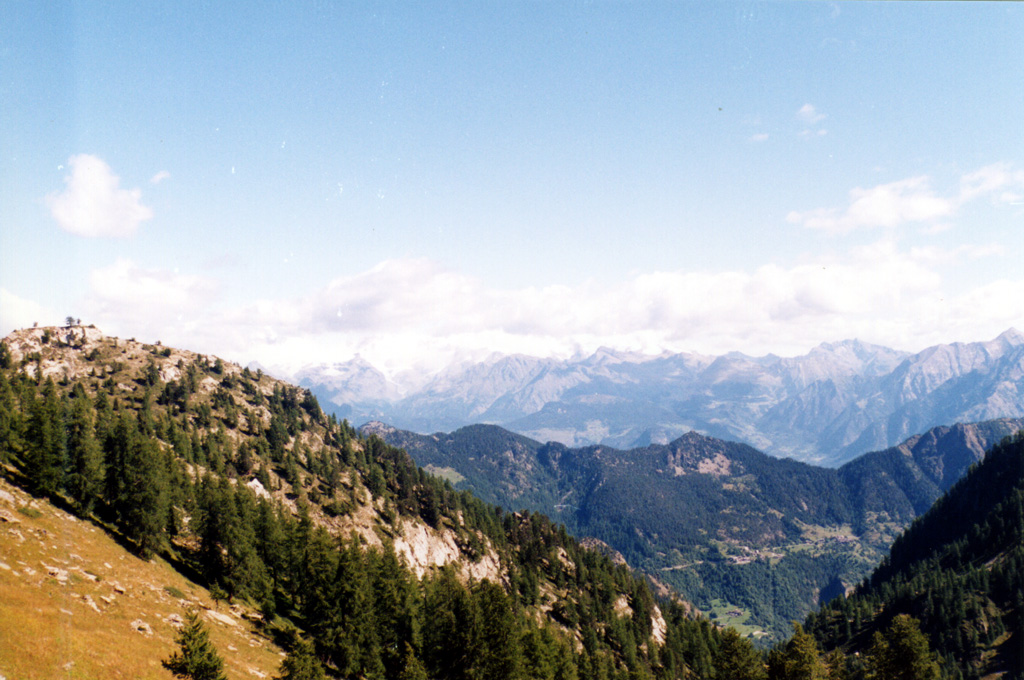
363;418;1023;640
8;4;1023;678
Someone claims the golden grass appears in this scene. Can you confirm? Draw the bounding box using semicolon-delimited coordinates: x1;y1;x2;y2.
0;478;284;680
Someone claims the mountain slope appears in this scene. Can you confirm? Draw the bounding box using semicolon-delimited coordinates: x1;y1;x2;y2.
303;330;1024;466
0;326;731;679
364;418;1024;641
0;475;285;680
838;419;1024;520
807;432;1024;678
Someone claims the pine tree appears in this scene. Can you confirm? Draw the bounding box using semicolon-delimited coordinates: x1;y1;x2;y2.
823;649;847;680
769;623;827;680
474;579;524;680
275;636;326;680
65;388;103;514
397;643;429;680
369;546;421;679
162;609;227;680
120;432;170;558
0;371;23;463
716;627;767;680
866;615;940;680
25;378;66;498
423;567;482;680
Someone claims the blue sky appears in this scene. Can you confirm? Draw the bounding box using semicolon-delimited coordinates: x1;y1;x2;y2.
2;2;1022;378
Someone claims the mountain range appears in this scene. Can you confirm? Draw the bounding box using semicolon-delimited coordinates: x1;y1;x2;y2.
298;329;1024;466
362;417;1024;640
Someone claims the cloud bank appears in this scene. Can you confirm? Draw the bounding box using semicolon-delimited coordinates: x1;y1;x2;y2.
68;238;1018;381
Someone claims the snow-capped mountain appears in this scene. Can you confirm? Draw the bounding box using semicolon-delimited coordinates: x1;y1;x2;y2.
297;329;1024;466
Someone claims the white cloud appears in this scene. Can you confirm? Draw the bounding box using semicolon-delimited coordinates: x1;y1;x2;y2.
150;170;171;185
0;288;55;336
83;259;219;342
788;176;953;233
796;104;828;138
958;162;1024;204
46;155;153;237
908;243;1004;266
68;245;1022;382
749;133;770;142
797;103;826;124
190;247;1018;378
787;164;1024;234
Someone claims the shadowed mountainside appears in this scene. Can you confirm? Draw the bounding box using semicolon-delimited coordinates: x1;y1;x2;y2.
363;417;1024;640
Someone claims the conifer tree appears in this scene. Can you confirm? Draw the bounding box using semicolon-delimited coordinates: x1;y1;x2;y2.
823;649;847;680
397;642;429;680
275;636;326;680
25;378;66;498
715;627;766;680
162;608;227;680
474;579;524;680
866;615;940;680
0;340;11;369
423;567;482;680
369;546;421;679
769;623;827;680
65;388;103;514
0;371;23;463
97;411;171;558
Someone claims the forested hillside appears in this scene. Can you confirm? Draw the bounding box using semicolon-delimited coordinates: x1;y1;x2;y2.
0;325;738;680
807;433;1024;679
364;418;1023;641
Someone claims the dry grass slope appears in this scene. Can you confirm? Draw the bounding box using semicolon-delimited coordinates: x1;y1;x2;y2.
0;475;284;680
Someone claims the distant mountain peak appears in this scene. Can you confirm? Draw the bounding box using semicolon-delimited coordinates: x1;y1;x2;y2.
994;326;1024;345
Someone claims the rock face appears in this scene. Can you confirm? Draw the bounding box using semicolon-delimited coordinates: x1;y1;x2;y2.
392;518;501;582
304;330;1024;466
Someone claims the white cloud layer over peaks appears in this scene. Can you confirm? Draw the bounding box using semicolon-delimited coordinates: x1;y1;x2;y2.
210;246;1015;376
67;242;1019;381
47;155;153;237
786;163;1024;234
